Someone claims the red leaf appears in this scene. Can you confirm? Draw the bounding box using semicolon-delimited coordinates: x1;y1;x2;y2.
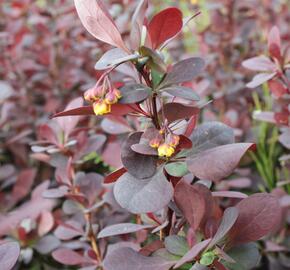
139;240;164;256
52;248;85;265
38;211;54;237
268;26;281;60
74;0;128;51
53;105;94;118
174;180;206;230
163;103;199;123
53;104;136;118
228;193;281;245
148;7;183;49
104;167;127;184
187;143;254;182
176;135;193;150
274;112;289;125
130;0;149;50
55;97;83;139
184;115;198;137
38;124;58;145
268;79;288;98
12;169;37;204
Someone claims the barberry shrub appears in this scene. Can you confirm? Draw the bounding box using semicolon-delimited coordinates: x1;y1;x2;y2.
1;1;283;270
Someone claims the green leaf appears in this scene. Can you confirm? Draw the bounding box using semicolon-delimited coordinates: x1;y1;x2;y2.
164;235;189;256
199;251;215;266
165;162;189;177
223;243;261;270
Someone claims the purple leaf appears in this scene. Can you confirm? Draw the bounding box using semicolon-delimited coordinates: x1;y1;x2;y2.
246;72;276;88
163;103;199;123
268;26;281;60
121;132;157;179
101;118;132;135
98;223;154;238
0;241;20;270
188;121;234;154
95;48;138;70
161;57;205;87
103;247;175;270
119;84;151;104
54;221;84;240
208;207;239;249
187;143;254;182
131;143;158;156
74;0;128;51
174;180;206;230
242;56;276;72
130;0;149;50
212;191;248;199
228;193;281;245
35;235;61;254
52;248;85;266
252;111;276;124
161;86;200;101
56;97;83;139
114;170;173;214
42;186;69;198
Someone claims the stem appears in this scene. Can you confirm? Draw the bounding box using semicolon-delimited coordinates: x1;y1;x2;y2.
140;68;160;129
85;213;102;264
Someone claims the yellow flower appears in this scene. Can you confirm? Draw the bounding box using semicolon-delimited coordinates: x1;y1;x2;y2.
93;100;111;115
149;138;162;148
158;143;175;158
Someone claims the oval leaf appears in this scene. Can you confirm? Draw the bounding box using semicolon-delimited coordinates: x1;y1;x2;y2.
228;193;281;245
0;241;20;270
163;103;199;123
164;162;188;177
161;57;205;87
164;235;189;256
174;180;206;230
188;121;234;154
114;170;174;214
104;247;175;270
162;86;200;101
148;7;183;49
119;84;151;104
208;207;239;249
95;48;138;70
98;223;153;238
121;132;157;179
187;143;254;182
52;248;85;265
74;0;128;51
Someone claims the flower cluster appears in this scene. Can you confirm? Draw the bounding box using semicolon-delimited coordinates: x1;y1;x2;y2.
84;79;122;115
150;131;180;158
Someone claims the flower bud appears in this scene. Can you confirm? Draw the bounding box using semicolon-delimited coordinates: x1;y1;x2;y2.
93;100;111;115
105;88;122;104
84;85;104;102
167;134;180;147
158;143;175;158
105;92;118;105
149;137;162;148
112;88;122;99
84;88;96;102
